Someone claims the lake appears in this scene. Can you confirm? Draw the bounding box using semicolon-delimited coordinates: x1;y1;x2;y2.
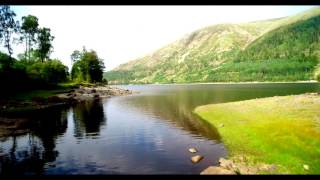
0;83;319;174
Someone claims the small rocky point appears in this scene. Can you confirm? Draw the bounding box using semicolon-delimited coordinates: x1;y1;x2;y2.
200;156;278;175
57;85;133;102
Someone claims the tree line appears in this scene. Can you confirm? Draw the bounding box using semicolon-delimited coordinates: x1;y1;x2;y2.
0;5;105;96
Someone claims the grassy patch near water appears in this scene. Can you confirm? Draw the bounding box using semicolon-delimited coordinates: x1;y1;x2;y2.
194;93;320;174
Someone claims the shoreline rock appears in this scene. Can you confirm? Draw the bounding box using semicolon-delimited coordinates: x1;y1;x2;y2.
57;85;134;102
0;117;31;137
200;166;236;175
200;157;278;175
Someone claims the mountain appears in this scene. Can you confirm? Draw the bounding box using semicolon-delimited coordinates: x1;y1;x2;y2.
104;7;320;84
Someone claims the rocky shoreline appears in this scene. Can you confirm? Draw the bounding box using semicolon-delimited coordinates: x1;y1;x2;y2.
187;146;278;175
0;85;134;117
56;85;134;102
0;85;134;138
200;156;278;175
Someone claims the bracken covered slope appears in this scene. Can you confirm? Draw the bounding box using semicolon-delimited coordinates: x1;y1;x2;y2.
105;7;320;84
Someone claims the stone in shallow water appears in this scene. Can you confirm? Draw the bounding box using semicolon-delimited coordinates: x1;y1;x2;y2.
200;166;236;175
191;155;204;164
188;148;198;153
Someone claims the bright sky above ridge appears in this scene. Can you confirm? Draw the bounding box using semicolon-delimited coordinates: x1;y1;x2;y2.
6;6;317;71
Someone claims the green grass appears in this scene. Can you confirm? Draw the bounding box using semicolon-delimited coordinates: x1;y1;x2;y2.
7;83;76;101
9;89;68;101
6;81;102;101
194;94;320;174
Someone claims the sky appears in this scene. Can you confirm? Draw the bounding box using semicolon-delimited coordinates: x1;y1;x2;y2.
5;5;318;71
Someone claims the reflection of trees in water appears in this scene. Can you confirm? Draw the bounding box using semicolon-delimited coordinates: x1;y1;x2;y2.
0;135;46;175
0;107;68;175
72;100;106;138
31;107;68;162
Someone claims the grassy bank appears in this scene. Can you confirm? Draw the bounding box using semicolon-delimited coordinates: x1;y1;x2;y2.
194;93;320;174
5;82;96;101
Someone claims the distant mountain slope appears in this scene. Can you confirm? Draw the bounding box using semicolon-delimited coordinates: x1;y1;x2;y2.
105;7;320;84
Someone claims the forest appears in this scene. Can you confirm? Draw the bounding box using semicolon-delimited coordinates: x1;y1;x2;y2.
0;6;105;98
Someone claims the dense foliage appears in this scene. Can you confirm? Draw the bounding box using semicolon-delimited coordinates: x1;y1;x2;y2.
37;27;54;62
0;5;69;96
0;5;106;98
71;48;105;83
0;51;68;94
0;6;19;58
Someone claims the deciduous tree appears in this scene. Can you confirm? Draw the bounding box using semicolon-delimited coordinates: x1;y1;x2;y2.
21;15;39;60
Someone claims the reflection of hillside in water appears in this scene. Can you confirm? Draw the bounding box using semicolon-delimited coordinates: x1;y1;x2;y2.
119;83;320;142
118;90;225;142
0;107;68;175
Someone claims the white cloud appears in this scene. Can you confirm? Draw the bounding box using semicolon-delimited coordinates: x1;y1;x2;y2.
8;5;317;71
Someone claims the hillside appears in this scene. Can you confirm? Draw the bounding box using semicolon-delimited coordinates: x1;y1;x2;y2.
105;7;320;84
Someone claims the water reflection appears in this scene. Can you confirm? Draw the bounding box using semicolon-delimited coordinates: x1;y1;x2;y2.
0;135;46;175
0;83;319;174
116;83;320;142
0;100;106;175
0;106;68;175
118;94;222;142
73;100;106;138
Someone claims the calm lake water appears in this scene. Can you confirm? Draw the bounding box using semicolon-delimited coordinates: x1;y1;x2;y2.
0;83;319;174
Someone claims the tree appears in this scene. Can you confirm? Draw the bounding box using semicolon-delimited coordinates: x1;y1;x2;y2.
37;27;54;62
26;59;68;85
0;5;20;59
70;48;105;83
21;15;39;60
70;50;81;63
315;67;320;82
83;50;105;82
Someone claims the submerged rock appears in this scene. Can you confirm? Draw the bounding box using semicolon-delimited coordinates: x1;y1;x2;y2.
191;155;204;164
200;166;236;175
188;148;198;153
